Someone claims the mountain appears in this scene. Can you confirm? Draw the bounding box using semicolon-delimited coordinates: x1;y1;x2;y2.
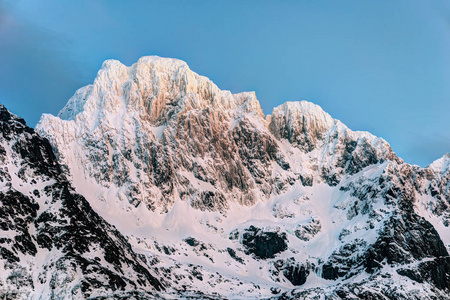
0;104;164;299
8;55;448;299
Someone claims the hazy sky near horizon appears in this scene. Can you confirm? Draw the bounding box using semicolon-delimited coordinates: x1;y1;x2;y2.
1;0;450;166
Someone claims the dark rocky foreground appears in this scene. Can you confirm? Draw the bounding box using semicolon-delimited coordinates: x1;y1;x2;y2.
0;104;163;299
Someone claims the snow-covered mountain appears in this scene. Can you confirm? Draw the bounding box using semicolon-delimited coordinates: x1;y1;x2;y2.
0;104;164;299
2;55;449;299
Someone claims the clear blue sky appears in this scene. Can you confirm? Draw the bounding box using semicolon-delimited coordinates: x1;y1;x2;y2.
1;0;449;166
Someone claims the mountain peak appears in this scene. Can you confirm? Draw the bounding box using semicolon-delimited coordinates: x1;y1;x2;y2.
54;56;264;126
429;152;450;174
0;102;27;126
100;56;188;72
271;100;335;130
269;100;336;152
37;56;402;207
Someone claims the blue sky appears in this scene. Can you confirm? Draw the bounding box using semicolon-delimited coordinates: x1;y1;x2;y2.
0;0;449;166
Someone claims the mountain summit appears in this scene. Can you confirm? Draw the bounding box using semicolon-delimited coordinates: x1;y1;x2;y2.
21;56;450;298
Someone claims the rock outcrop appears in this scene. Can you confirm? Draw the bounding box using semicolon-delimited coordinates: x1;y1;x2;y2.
0;104;163;299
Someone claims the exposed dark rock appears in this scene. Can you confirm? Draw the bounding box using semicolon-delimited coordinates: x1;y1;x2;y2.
0;104;163;298
299;174;313;187
185;237;200;247
227;247;244;264
397;257;450;291
364;212;448;274
322;263;340;281
241;226;288;259
294;218;321;241
275;258;312;286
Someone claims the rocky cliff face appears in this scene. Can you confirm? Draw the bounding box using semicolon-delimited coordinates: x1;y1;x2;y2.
0;104;163;299
38;57;279;213
269;101;402;186
20;56;450;298
37;57;401;214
